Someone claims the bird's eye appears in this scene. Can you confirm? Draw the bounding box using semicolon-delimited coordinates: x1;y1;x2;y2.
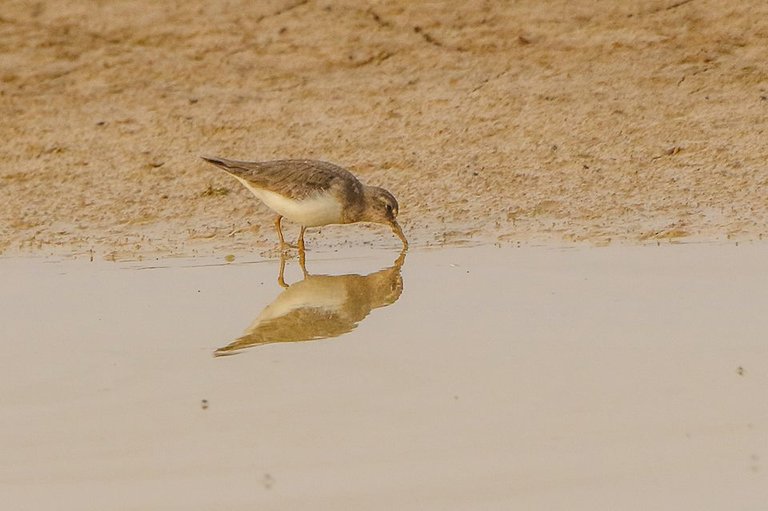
386;204;392;214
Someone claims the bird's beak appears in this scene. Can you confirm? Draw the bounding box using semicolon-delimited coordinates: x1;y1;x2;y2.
390;221;408;249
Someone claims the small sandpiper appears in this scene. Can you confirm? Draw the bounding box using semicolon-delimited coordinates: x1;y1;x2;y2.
201;156;408;250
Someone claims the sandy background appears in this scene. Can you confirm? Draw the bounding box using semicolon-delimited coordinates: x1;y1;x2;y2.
1;0;767;258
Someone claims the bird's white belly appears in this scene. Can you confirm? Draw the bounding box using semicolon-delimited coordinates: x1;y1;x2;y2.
238;178;343;227
254;278;349;324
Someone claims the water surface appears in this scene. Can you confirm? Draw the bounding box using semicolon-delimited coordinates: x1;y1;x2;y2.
1;244;766;510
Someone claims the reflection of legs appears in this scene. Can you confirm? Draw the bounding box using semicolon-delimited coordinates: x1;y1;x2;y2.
393;247;407;269
298;226;308;278
298;226;306;252
277;251;289;288
277;247;307;286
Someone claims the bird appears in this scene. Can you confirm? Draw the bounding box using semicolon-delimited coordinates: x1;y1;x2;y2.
200;156;408;251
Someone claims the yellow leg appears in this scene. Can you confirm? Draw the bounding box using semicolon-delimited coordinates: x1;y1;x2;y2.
277;251;289;288
274;215;298;250
298;226;308;277
274;215;286;247
298;226;306;252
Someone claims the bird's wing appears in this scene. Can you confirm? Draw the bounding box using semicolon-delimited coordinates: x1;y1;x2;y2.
214;307;358;355
201;157;360;200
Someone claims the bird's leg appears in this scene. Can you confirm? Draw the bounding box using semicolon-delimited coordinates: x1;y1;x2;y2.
274;215;298;250
274;215;286;247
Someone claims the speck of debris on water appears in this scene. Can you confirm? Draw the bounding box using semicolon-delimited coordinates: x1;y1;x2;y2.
225;254;235;262
262;473;274;489
201;399;209;410
736;366;745;376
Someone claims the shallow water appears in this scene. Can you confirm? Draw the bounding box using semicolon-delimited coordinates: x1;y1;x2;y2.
1;244;767;510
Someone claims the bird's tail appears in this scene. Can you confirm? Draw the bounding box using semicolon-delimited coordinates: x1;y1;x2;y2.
200;155;255;179
201;155;237;171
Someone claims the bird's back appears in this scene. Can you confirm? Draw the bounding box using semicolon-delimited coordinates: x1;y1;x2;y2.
201;157;361;200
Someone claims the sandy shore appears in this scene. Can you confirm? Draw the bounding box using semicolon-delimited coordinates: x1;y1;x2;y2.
2;0;767;258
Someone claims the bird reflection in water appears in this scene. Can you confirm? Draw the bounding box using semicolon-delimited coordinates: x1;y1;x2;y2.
215;250;406;356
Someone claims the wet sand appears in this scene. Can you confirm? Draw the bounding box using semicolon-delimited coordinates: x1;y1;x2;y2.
2;0;768;257
2;244;766;509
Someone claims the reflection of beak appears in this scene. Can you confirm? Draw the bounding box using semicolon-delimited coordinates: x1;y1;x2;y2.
393;247;407;268
390;221;408;249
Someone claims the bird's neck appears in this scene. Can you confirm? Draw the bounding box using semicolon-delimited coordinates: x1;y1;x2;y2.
344;185;375;223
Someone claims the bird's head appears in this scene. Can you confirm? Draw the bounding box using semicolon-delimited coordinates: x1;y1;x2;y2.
363;186;408;248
